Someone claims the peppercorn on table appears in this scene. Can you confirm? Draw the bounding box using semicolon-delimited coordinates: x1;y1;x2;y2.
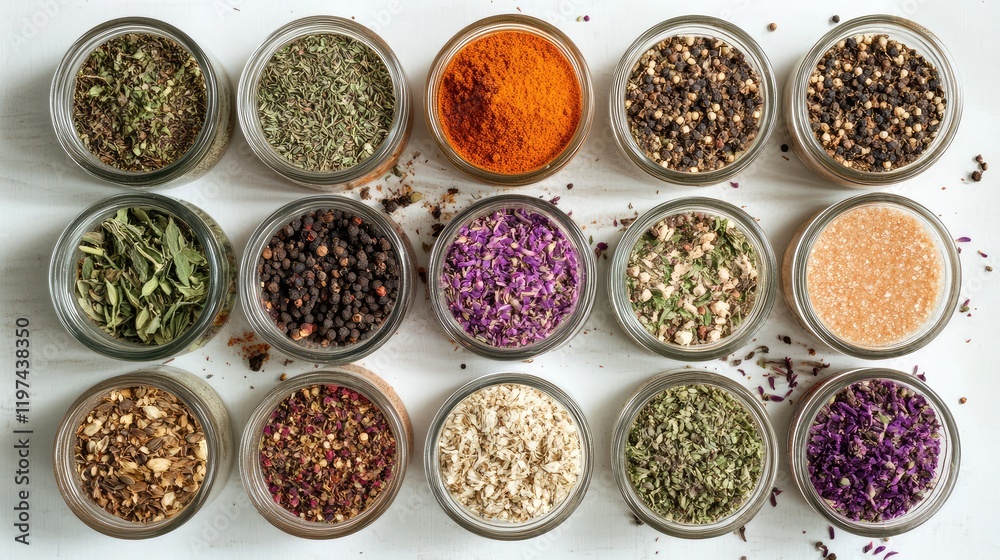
2;0;998;558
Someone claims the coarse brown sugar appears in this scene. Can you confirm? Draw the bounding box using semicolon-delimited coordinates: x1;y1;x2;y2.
805;205;943;346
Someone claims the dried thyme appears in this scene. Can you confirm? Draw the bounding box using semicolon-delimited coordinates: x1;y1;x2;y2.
73;33;207;172
74;385;208;523
76;207;210;345
626;384;764;524
627;211;758;346
256;34;395;172
625;35;763;172
807;34;946;172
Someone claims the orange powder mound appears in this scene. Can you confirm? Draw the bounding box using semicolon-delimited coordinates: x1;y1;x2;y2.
806;206;944;347
437;30;582;174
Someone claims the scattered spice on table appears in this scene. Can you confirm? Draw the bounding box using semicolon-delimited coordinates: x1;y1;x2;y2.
831;15;841;24
437;383;582;522
75;385;208;522
440;208;580;348
768;23;778;31
807;379;942;522
73;33;207;172
437;30;582;174
627;211;758;346
259;384;396;523
76;207;209;345
806;34;946;172
806;205;944;346
379;187;422;214
257;208;400;348
625;35;763;173
626;384;764;524
257;34;395;172
228;331;271;372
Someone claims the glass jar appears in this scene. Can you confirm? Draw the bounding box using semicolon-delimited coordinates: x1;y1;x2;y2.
237;16;412;190
611;369;777;538
239;367;412;538
53;366;234;539
424;14;594;186
784;15;962;187
781;192;960;359
788;368;960;537
609;16;777;186
427;194;596;360
608;197;776;361
423;371;593;540
49;192;236;361
50;17;233;189
239;196;415;364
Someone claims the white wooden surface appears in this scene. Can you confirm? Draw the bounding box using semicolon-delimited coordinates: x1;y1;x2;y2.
2;0;998;557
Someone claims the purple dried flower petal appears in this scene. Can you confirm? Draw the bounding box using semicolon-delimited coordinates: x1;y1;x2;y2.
979;250;989;258
873;545;886;555
828;525;835;539
863;541;874;553
884;552;899;559
730;181;740;188
956;236;972;243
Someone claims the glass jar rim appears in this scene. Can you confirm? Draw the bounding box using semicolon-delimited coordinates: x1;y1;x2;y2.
609;15;778;186
52;367;231;539
238;368;410;539
786;14;962;186
50;17;224;188
423;13;594;186
237;16;412;188
787;367;961;537
608;196;777;361
611;369;778;538
238;195;414;364
423;371;594;540
49;192;233;361
426;194;597;360
786;192;961;359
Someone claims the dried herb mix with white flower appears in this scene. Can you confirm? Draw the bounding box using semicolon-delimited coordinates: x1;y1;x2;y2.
627;211;758;346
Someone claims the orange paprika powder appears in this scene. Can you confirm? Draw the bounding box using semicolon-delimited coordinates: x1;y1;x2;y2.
437;30;582;175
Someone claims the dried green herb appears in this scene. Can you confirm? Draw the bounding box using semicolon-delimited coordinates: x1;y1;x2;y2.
256;33;395;172
73;33;207;172
76;207;210;345
627;211;758;346
626;384;763;524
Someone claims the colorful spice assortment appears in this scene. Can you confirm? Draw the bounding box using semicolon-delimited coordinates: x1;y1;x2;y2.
807;34;946;172
76;207;209;345
259;384;397;523
627;211;758;346
257;34;395;172
440;208;580;347
807;379;942;522
625;35;763;172
806;205;943;346
625;384;764;524
438;383;582;522
73;33;207;172
437;30;582;174
257;208;400;348
74;385;208;522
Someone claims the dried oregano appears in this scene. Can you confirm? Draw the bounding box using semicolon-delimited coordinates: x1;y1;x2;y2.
626;384;763;524
73;33;207;172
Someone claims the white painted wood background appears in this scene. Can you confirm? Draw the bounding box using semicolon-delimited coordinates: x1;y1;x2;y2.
1;0;997;557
